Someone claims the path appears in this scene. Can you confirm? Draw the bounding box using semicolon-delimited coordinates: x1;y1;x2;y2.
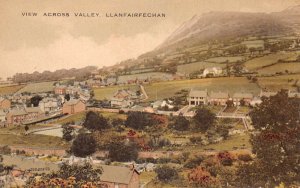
139;84;148;101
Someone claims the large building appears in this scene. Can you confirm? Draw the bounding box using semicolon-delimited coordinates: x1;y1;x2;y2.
232;92;254;106
62;99;86;114
188;89;208;106
209;91;230;106
6;107;44;125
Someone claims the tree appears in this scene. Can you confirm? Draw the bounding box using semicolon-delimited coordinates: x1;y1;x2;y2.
26;163;104;187
62;124;75;142
188;166;219;187
125;112;154;130
155;165;178;183
64;94;71;101
193;108;216;133
83;111;109;131
70;133;96;157
108;141;138;162
24;125;29;132
170;116;190;131
29;95;42;107
226;100;234;107
237;90;300;187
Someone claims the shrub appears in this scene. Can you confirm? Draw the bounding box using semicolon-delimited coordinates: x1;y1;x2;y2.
217;151;234;166
238;154;252;162
155;165;178;183
189;136;202;144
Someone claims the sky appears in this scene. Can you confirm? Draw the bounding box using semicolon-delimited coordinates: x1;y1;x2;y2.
0;0;300;79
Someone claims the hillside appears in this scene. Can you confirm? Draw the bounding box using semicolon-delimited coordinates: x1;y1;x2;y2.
156;11;288;51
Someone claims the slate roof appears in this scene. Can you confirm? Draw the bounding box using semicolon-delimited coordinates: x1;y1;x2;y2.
97;165;138;185
189;89;208;98
210;91;229;99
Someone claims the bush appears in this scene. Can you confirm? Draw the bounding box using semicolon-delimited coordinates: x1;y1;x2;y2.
189;136;202;144
238;154;252;162
0;146;11;155
184;156;205;169
217;151;234;166
108;141;138;162
155;165;178;183
157;158;171;164
70;133;96;157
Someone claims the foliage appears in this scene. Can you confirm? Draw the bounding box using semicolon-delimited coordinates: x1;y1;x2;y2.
237;90;300;187
184;156;205;169
189;136;202;144
169;115;190;131
155;165;178;183
216;151;234;166
237;154;252;162
83;111;109;131
64;94;70;101
125;112;156;130
70;133;96;157
108;141;138;162
26;163;104;187
62;124;75;142
0;145;11;155
28;95;43;107
188;166;220;188
193;107;216;133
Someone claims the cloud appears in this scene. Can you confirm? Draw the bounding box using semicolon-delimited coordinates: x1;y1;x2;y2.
0;29;171;78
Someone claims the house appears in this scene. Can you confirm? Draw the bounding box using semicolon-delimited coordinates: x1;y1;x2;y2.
209;91;229;105
39;98;60;113
188;89;208;106
202;67;223;77
111;89;138;108
232;92;254;106
6;107;44;125
98;165;140;188
62;99;86;114
0;97;11;110
54;86;67;95
6;109;28;125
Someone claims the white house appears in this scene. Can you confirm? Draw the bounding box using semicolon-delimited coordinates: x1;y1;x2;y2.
188;89;208;106
202;67;223;77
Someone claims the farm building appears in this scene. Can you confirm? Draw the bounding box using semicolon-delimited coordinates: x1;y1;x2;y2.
202;67;223;77
110;89;138;108
188;89;208;106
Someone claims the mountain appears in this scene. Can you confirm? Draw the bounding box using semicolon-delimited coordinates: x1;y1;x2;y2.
155;11;290;52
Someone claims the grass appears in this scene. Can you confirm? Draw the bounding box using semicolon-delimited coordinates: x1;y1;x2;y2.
0;134;69;149
258;74;300;91
177;61;226;74
199;133;251;152
257;63;300;75
143;77;260;101
0;84;25;95
94;85;138;100
52;111;127;124
140;171;157;186
15;81;55;94
244;51;300;71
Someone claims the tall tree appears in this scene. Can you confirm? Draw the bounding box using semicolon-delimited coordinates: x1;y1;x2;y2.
70;133;96;158
236;90;300;187
193;107;216;133
83;111;109;131
108;141;138;162
170;115;190;131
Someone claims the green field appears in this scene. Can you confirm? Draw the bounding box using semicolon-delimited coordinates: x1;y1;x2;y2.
94;85;139;100
245;51;300;71
257;63;300;75
258;74;300;91
177;61;226;74
143;77;260;101
15;81;55;94
0;84;25;95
